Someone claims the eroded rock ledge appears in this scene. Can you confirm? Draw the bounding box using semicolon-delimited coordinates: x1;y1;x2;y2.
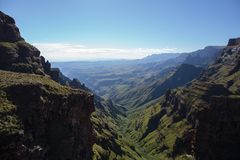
0;70;95;160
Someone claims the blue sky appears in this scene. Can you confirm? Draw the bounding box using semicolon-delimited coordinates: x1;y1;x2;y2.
1;0;240;61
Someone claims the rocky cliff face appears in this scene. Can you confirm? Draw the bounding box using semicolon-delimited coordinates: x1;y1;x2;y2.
0;71;95;160
0;11;51;75
0;11;23;42
191;39;240;160
0;11;95;160
194;96;240;160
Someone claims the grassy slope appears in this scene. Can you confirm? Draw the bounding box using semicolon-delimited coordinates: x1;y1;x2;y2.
125;44;240;159
91;106;145;160
0;69;89;136
90;64;204;159
125;89;192;159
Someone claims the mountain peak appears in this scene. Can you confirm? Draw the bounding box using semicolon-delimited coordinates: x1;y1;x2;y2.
227;37;240;46
0;11;23;42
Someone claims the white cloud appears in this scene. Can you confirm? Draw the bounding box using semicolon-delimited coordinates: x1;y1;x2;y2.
33;43;177;62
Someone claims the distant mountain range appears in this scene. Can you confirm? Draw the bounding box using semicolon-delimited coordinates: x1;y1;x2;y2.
138;53;181;63
53;45;224;110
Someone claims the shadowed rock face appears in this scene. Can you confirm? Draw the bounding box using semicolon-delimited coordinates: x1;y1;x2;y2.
227;38;240;46
0;11;23;42
3;83;94;160
195;96;240;160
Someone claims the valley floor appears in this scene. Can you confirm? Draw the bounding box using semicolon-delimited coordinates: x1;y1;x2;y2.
118;117;159;160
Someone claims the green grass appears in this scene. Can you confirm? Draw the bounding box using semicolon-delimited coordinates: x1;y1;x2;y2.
0;90;21;135
0;70;87;95
0;41;17;49
0;40;33;49
124;91;193;159
0;69;90;136
91;109;144;160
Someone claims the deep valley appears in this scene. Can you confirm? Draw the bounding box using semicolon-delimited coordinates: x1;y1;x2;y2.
53;39;240;160
1;7;240;160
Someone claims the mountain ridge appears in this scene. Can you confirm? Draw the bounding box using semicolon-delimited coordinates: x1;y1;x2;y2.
0;11;95;160
126;37;240;159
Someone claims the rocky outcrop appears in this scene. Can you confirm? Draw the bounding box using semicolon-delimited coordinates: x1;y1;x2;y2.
200;38;240;83
227;38;240;46
0;11;50;75
50;68;61;82
0;71;95;160
0;11;95;160
0;11;23;42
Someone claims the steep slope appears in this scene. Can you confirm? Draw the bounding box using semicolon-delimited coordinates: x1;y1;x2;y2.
51;70;137;159
64;77;143;160
115;64;203;109
0;11;23;42
0;11;52;76
139;53;181;63
0;11;95;160
126;38;240;159
183;46;224;67
148;64;202;101
0;70;95;160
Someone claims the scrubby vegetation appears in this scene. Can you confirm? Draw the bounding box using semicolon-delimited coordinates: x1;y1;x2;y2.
0;70;89;135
